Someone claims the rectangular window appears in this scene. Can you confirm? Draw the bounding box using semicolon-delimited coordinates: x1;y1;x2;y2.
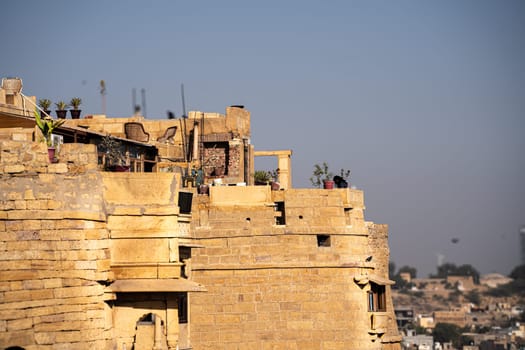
179;246;191;278
275;201;285;225
178;192;193;214
368;283;386;312
344;207;352;226
176;292;188;323
317;235;331;247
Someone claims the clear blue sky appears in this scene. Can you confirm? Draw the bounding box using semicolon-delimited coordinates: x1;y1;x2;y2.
2;0;524;278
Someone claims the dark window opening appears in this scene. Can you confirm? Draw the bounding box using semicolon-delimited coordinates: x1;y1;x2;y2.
176;292;188;323
179;246;191;278
317;234;331;247
368;283;386;312
178;192;193;214
275;201;285;225
179;246;191;261
344;207;353;225
137;313;155;325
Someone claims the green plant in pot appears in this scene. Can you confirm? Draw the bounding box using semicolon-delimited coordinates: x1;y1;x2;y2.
38;98;52;117
69;97;82;119
254;170;272;185
34;109;65;162
310;162;334;189
254;169;280;190
99;135;129;171
333;168;351;188
55;101;68;119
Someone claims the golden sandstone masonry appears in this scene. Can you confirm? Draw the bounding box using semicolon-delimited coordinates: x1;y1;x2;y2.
189;188;401;349
1;79;401;349
0;142;112;349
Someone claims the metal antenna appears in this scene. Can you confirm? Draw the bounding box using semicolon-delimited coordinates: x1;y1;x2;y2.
132;88;137;114
180;83;188;162
141;88;147;118
181;84;187;118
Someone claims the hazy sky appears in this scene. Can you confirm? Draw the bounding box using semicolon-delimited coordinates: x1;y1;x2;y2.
2;1;524;278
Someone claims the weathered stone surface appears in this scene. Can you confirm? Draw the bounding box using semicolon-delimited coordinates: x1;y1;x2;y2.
190;187;399;349
0;110;399;349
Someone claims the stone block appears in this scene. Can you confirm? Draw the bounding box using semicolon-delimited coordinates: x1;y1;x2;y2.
3;290;32;302
30;289;54;301
96;259;111;272
54;330;82;343
75;260;98;270
108;215;180;233
111;207;143;215
43;279;62;289
47;163;68;173
4;164;25;173
0;329;34;348
14;199;27;210
34;331;56;345
46;199;62;210
111;265;158;279
157;264;182;278
191;313;215;325
7;317;33;331
53;285;102;299
6;191;23;200
22;279;44;290
111;238;169;263
23;189;36;200
0;270;38;282
33;320;83;332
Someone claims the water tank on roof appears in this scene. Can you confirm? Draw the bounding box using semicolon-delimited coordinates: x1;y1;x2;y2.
1;77;23;94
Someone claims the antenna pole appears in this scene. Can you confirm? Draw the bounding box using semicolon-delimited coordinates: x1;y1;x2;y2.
132;88;136;115
141;88;147;118
181;84;189;162
181;84;186;117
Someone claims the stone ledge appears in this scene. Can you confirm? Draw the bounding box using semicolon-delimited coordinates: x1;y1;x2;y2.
5;210;105;221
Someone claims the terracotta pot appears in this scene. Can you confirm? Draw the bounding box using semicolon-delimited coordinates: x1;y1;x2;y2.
198;184;209;195
214;166;225;176
323;180;334;189
47;147;56;163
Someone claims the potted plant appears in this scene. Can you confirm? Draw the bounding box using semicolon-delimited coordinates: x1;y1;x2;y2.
34;109;65;163
254;170;272;185
38;98;52;118
310;162;334;189
254;169;280;190
55;101;68;119
99;135;129;171
333;168;351;188
69;97;82;119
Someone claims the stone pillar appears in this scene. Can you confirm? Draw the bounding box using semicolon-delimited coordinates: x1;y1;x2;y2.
193;122;199;162
253;150;293;189
166;298;179;350
277;151;292;190
153;315;163;350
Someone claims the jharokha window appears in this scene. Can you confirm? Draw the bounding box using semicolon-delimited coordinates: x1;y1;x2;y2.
368;283;386;312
